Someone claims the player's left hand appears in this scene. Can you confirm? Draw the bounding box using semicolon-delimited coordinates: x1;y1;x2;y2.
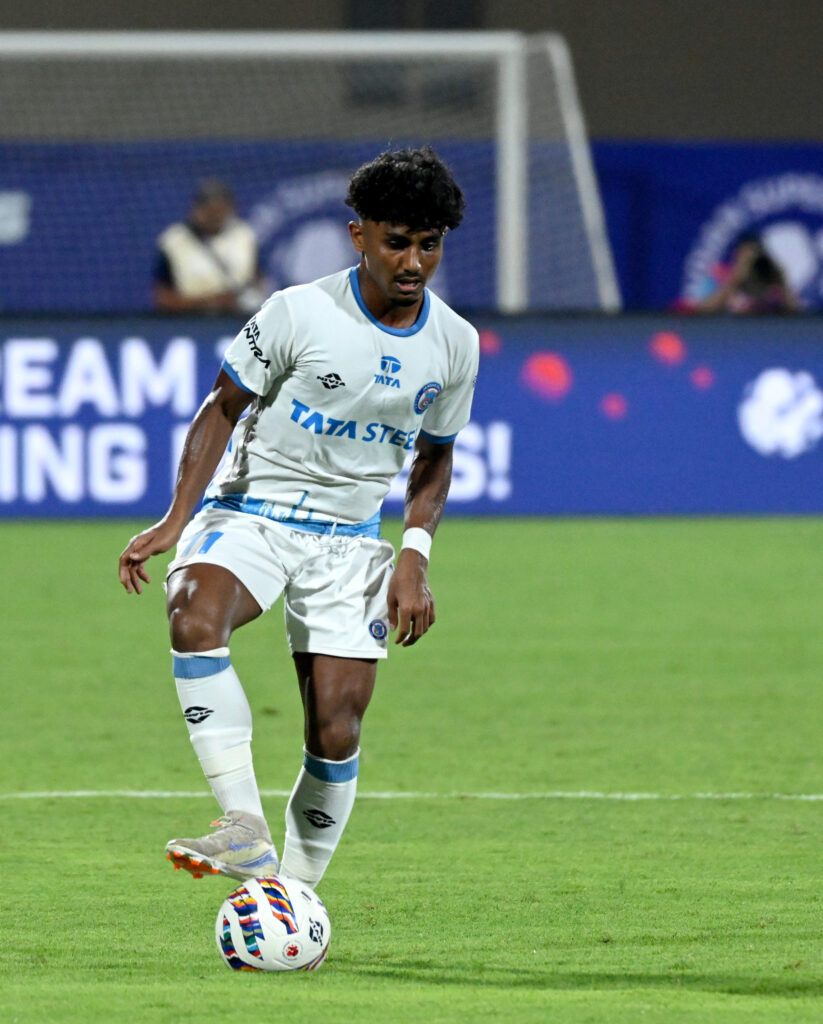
387;549;436;646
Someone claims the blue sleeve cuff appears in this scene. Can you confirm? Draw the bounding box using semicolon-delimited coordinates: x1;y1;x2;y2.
221;359;258;395
419;429;457;445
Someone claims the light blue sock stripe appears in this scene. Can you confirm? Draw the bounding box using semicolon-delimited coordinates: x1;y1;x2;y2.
172;654;231;679
303;751;359;783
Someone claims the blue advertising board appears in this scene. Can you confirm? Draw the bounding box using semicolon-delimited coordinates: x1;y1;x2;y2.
1;313;822;518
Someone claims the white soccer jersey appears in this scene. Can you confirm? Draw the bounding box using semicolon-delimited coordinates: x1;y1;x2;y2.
206;267;478;529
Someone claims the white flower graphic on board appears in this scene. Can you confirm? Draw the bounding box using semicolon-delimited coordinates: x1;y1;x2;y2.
737;367;823;458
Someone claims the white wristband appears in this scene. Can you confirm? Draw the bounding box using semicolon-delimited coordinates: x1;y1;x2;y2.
401;527;432;561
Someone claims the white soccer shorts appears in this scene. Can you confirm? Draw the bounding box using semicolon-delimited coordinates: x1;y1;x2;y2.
166;506;395;659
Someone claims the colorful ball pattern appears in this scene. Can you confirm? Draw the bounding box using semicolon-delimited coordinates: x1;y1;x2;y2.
216;874;330;972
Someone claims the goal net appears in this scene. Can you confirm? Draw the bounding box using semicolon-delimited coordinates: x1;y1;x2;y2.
0;31;619;314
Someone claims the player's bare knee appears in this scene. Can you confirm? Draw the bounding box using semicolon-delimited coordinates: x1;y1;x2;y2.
167;601;229;652
166;572;229;651
309;716;361;762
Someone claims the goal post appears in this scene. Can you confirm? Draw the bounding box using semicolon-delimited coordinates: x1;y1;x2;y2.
0;30;619;314
537;34;621;312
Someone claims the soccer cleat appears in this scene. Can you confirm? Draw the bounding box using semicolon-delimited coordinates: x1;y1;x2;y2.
165;810;280;881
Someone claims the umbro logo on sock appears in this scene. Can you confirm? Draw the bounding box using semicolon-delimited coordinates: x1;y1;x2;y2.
183;706;214;724
303;808;336;829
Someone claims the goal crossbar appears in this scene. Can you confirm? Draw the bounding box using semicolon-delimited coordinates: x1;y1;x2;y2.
0;31;619;313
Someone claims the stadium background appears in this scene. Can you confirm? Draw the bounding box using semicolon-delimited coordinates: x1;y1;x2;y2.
2;1;822;517
4;7;823;1023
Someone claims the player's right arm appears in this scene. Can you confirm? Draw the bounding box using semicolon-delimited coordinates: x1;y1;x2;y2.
118;369;253;594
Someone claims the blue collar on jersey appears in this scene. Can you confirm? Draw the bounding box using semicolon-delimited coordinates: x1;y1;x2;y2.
349;266;431;337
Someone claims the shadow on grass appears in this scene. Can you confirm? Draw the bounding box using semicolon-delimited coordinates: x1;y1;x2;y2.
340;958;823;998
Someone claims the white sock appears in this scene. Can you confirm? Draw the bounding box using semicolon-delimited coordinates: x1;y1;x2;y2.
172;647;265;820
280;748;359;886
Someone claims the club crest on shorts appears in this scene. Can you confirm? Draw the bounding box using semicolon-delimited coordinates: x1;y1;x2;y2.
369;618;388;640
414;381;442;414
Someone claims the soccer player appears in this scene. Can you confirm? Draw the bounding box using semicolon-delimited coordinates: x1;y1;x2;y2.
118;147;478;888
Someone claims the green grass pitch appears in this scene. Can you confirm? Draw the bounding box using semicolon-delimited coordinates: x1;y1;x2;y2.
2;517;823;1023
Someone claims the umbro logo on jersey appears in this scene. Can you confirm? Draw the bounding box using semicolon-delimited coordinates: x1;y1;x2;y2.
317;372;346;389
183;706;214;724
375;354;402;388
303;808;336;829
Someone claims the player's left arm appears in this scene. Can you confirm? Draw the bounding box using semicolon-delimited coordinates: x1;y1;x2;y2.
388;434;454;647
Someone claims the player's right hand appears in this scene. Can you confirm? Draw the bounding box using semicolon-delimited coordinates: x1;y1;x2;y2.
118;520;182;594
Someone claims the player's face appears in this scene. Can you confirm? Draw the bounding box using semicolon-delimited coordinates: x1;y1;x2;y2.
350;221;444;307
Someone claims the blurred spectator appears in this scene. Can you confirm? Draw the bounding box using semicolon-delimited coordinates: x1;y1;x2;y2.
680;234;799;314
153;179;267;315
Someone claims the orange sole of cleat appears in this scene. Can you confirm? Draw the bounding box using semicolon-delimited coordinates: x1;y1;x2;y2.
167;850;221;878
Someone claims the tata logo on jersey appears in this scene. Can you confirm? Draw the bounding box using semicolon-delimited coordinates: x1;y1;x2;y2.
374;355;402;388
288;399;417;450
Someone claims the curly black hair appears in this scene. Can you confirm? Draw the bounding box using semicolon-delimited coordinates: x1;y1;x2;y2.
345;147;465;232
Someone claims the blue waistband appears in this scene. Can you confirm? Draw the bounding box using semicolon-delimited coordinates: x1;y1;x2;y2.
203;494;382;538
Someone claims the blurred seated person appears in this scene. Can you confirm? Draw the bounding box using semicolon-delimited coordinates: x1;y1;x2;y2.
686;234;798;314
153;179;267;314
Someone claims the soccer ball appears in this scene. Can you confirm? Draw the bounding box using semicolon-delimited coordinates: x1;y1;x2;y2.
215;874;331;972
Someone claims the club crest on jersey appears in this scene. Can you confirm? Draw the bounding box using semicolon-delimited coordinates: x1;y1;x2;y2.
414;381;442;414
375;355;402;388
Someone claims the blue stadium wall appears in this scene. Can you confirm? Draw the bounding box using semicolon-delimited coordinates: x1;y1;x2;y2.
4;140;823;314
594;141;823;311
1;313;821;518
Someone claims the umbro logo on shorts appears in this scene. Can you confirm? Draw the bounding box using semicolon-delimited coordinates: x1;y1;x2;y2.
183;706;214;724
317;372;346;389
303;808;336;829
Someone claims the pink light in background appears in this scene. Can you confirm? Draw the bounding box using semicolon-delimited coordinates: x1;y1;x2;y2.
478;329;502;355
690;365;716;390
649;331;687;366
521;352;573;401
600;392;628;420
